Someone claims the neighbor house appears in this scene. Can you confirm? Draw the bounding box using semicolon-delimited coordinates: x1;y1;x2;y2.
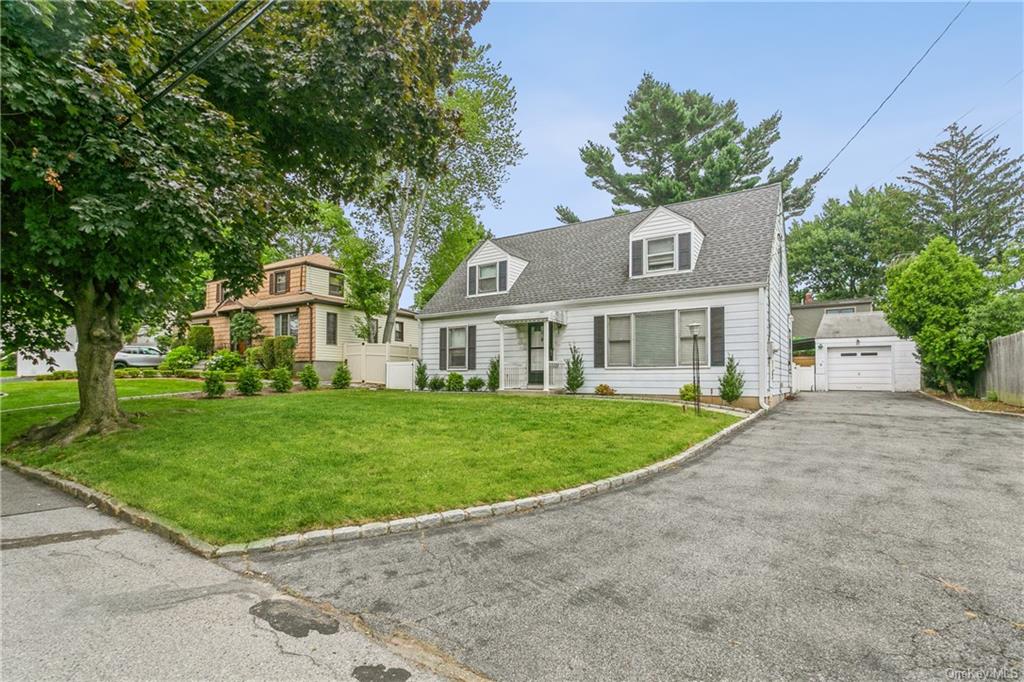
791;294;873;346
419;184;791;410
190;254;419;378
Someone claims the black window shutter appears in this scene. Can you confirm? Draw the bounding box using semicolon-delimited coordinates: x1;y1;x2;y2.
631;240;643;276
710;307;725;366
468;266;477;295
498;261;507;291
439;327;447;370
467;326;477;370
593;316;605;368
679;232;692;270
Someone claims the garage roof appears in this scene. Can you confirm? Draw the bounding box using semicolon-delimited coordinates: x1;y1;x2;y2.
815;311;898;338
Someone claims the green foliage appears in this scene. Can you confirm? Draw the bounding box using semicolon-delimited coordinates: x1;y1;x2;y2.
203;371;226;399
35;370;78;381
207;350;244;372
901;124;1024;267
554;205;581;225
414;206;490;308
142;369;159;379
266;201;351;263
487;357;500;392
256;337;296;371
577;73;820;220
336;226;389;342
160;346;198;371
883;237;990;393
965;292;1024;341
236;365;264;396
466;377;485;392
565;344;585;394
718;355;745;404
331;362;352;389
679;384;700;402
245;346;264;368
415;360;428;390
595;384;616;396
270;367;293;393
299;364;320;390
428;376;446;391
187;326;215;357
1;353;16;371
355;46;525;342
229;312;264;348
445;372;465;392
986;390;999;402
788;186;922;301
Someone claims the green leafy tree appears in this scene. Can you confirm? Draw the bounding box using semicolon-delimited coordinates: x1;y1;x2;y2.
882;237;991;394
565;344;585;394
901;124;1023;267
414;205;490;308
229;312;264;349
187;326;215;358
576;73;821;220
337;229;389;343
788;186;923;301
965;293;1024;342
1;1;482;444
718;355;745;404
357;46;526;343
554;205;581;225
266;201;352;263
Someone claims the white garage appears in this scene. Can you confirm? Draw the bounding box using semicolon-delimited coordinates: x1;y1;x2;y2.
814;313;920;392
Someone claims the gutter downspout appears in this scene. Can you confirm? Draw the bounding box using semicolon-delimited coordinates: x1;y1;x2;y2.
757;286;770;411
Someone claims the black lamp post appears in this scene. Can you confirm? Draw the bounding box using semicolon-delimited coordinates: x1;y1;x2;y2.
688;322;702;415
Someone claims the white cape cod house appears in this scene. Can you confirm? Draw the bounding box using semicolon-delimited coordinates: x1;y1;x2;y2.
419;184;792;410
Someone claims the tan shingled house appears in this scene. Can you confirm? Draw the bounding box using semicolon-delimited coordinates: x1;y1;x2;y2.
190;254;418;377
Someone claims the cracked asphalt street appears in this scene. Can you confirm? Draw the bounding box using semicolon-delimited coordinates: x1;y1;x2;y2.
0;467;441;682
227;392;1024;681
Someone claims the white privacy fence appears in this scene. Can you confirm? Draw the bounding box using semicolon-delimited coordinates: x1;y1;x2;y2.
345;343;419;385
792;363;815;392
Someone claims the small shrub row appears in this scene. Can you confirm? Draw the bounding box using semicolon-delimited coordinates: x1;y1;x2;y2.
417;364;496;393
207;349;244;372
204;363;350;398
159;345;198;371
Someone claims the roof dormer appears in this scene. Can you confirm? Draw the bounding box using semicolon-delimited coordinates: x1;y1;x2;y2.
628;206;704;278
466;239;528;297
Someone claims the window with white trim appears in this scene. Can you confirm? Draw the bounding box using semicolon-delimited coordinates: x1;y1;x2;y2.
646;236;675;272
478;262;498;293
678;309;708;366
328;273;344;296
274;312;298;338
448;327;467;369
607;315;632;367
326;312;338;345
394;321;404;343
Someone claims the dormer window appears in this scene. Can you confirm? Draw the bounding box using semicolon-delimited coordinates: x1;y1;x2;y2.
646;237;676;272
468;260;508;296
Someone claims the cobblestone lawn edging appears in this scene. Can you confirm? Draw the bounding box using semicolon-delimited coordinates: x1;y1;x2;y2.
2;407;767;559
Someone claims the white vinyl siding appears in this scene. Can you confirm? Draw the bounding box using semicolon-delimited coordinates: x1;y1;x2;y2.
421;288;762;396
766;206;791;396
468;240;528;291
313;305;420;362
815;336;920;392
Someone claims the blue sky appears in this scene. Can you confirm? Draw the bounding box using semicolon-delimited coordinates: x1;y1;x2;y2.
471;1;1023;235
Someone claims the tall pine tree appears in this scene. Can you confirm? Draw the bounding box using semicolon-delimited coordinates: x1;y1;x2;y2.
901;124;1023;267
571;73;821;220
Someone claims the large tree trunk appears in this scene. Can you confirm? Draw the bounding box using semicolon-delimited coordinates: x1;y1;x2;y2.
13;282;132;448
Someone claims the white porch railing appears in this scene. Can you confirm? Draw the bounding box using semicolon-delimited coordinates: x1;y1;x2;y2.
548;361;564;389
503;365;527;389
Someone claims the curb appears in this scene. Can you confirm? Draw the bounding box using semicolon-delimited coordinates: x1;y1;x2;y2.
917;390;1024;418
3;407;767;559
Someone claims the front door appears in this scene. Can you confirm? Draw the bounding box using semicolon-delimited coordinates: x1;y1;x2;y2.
527;322;544;385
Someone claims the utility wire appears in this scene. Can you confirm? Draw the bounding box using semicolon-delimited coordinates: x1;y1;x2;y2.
819;0;971;176
142;0;276;111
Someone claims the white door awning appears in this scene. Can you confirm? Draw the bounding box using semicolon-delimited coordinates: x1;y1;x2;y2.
493;310;567;326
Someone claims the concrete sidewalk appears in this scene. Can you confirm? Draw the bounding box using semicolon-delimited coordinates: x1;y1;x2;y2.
1;467;443;681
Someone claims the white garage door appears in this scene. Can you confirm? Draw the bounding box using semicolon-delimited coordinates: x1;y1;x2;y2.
826;346;893;391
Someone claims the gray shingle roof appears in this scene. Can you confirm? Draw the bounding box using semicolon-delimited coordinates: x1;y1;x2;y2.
815;312;899;339
421;184;782;316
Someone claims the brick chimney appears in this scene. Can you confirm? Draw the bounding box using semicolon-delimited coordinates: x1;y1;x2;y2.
803;291;814;305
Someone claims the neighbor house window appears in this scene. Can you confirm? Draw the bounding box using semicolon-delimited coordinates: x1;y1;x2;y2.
215;282;225;303
825;307;855;315
328;273;344;297
635;311;675;367
394;321;404;343
478;262;498;293
326;312;337;345
678;309;708;365
448;327;467;369
275;312;298;338
646;237;675;272
271;270;289;294
607;315;632;367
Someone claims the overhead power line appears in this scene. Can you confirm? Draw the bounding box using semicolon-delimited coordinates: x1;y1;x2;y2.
819;0;972;176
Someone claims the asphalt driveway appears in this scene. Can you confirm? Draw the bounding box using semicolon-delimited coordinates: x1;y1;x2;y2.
226;392;1024;680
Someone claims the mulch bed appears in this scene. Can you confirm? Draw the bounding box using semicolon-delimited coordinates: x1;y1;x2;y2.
923;389;1024;415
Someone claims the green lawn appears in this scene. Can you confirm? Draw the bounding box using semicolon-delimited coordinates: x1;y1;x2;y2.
0;370;15;379
0;378;203;411
1;391;739;545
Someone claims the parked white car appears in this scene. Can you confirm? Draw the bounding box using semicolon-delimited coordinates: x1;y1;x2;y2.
113;346;165;369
